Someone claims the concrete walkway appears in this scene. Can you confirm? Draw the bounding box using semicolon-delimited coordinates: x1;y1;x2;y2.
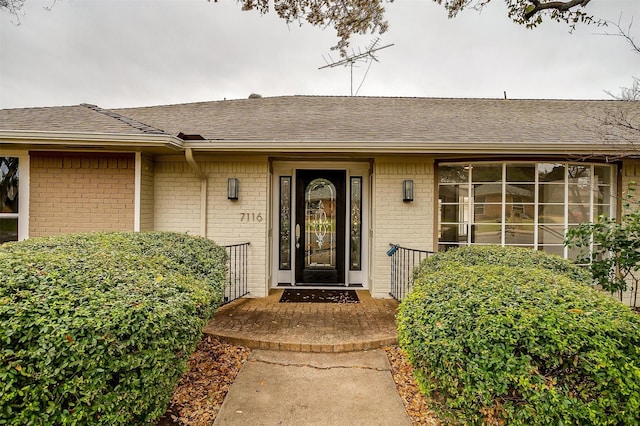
206;290;411;424
214;349;411;426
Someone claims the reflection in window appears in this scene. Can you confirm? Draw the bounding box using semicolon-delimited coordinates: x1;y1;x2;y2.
350;177;362;270
279;177;291;270
438;162;615;259
538;163;565;182
507;163;535;182
439;165;468;183
305;178;336;269
1;157;19;244
472;164;502;182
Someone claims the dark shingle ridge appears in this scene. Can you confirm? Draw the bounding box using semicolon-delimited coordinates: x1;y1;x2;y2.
80;103;167;135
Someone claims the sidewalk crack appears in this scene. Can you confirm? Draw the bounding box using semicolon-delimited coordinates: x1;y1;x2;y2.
249;359;389;372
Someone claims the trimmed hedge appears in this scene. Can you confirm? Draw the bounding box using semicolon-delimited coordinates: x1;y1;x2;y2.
0;232;227;425
398;249;640;425
414;245;591;283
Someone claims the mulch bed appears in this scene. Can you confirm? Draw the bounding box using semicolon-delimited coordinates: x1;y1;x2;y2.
155;336;250;425
157;337;440;425
384;346;441;425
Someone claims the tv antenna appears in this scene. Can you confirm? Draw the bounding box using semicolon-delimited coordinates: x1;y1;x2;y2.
319;38;394;96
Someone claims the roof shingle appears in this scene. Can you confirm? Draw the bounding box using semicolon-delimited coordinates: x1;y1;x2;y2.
0;104;166;135
2;96;638;147
115;96;639;144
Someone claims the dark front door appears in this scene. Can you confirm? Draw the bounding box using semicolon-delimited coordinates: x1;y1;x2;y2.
295;170;346;285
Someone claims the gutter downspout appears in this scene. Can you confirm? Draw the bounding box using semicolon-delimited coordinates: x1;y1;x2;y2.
185;148;208;238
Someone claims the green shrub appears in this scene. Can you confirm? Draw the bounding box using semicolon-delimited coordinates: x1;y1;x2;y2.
398;264;640;425
414;245;590;283
0;232;227;425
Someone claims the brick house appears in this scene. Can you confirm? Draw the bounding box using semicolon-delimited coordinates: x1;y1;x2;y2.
2;96;639;300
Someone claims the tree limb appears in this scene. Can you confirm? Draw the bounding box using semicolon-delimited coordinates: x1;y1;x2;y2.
524;0;591;21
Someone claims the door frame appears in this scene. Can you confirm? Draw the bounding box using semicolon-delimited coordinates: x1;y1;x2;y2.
295;169;346;285
270;160;370;289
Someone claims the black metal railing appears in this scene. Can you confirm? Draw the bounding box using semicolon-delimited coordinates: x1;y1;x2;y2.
388;244;434;301
223;242;250;304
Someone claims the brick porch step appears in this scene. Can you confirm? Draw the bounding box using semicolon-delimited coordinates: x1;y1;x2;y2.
203;289;400;353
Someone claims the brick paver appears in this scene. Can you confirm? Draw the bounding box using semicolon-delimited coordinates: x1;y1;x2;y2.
203;289;400;352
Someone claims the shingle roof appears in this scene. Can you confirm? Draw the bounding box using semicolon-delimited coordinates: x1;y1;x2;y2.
115;96;639;144
1;96;638;147
0;104;166;135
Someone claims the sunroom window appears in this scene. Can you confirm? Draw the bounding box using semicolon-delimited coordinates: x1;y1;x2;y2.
438;162;616;259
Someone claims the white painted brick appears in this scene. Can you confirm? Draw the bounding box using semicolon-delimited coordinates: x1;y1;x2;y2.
371;158;435;297
154;158;270;297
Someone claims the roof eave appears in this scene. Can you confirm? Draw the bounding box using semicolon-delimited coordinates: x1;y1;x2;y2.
0;130;184;153
184;140;632;156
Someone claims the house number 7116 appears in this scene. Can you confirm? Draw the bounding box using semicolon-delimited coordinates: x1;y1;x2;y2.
240;213;263;223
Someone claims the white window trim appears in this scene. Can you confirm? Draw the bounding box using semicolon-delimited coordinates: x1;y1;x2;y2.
438;161;617;259
1;151;29;241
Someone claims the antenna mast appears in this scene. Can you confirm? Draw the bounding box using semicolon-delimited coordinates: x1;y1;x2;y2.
319;38;394;96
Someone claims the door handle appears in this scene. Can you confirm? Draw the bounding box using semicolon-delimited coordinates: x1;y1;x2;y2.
295;224;301;249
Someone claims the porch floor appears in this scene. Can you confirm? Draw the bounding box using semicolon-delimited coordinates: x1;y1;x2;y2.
203;289;400;352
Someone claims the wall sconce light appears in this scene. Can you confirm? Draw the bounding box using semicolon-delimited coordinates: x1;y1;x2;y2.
403;179;414;202
228;178;239;200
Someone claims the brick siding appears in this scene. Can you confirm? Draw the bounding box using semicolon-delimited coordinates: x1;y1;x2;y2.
371;157;435;297
29;153;135;237
139;154;155;232
154;157;270;297
153;160;202;235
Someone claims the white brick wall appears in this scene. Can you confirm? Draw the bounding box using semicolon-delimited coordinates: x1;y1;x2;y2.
371;157;435;298
153;157;270;298
202;159;269;298
153;155;436;299
153;160;201;235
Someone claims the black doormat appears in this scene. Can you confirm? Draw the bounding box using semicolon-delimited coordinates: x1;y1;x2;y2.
279;289;360;303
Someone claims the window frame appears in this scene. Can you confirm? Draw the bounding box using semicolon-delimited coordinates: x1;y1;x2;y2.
438;161;616;259
0;152;29;242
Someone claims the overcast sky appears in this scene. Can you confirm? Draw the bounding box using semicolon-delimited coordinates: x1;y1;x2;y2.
1;0;638;109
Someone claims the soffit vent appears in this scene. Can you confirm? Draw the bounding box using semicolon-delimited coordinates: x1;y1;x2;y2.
177;132;205;141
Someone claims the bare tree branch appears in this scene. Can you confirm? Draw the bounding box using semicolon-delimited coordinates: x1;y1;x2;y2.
598;16;640;55
604;77;640;102
598;17;639;102
583;101;640;161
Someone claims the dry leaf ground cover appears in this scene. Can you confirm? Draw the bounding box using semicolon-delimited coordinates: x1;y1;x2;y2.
384;346;441;425
156;337;251;425
157;338;440;425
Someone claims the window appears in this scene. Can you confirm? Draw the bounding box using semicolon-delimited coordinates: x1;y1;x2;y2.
279;176;291;270
438;162;616;259
350;177;362;270
1;157;19;243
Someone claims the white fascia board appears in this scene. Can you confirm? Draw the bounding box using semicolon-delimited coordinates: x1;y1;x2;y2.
184;140;631;156
0;130;184;152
